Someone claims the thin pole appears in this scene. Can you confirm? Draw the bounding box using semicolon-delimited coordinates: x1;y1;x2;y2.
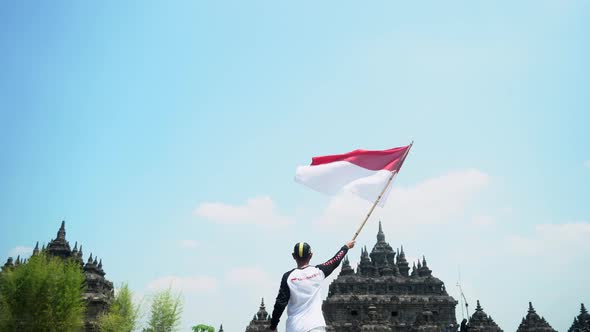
351;142;413;241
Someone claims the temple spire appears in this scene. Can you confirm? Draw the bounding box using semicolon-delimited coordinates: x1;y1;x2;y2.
396;245;410;277
476;300;483;311
419;255;432;277
219;324;224;332
377;221;385;242
381;257;393;276
517;301;556;332
340;255;354;276
57;220;66;240
362;245;369;259
33;241;39;255
255;297;269;320
3;257;14;271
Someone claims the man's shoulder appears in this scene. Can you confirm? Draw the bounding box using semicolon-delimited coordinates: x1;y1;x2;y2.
281;268;296;280
287;266;324;281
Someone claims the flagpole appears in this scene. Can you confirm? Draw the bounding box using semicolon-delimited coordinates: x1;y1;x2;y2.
351;141;413;241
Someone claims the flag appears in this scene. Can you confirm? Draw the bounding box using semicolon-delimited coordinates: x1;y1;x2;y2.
295;144;412;206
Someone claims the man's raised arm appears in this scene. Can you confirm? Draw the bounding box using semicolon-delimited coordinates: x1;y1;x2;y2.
316;241;355;277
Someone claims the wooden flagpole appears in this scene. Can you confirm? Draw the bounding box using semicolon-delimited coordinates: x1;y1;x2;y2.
351;141;413;241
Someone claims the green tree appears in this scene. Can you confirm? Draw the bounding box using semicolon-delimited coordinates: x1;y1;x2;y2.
97;283;140;332
0;253;86;332
192;324;215;332
143;288;183;332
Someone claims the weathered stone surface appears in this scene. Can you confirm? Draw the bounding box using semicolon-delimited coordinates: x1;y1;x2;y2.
323;222;457;332
516;302;556;332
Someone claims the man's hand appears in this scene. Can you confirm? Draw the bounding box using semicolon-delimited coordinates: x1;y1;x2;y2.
345;240;356;249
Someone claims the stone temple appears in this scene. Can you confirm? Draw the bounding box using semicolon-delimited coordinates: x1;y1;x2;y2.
322;221;457;331
1;221;114;331
245;298;272;332
515;302;556;332
568;303;590;332
467;300;503;332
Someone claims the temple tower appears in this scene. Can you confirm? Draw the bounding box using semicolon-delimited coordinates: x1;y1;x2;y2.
245;298;272;332
516;302;556;332
396;245;410;277
468;300;503;332
323;222;457;332
1;221;114;332
568;303;590;332
46;220;72;260
369;221;397;274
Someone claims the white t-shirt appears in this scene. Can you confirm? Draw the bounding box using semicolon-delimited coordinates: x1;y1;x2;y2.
270;246;348;332
285;266;326;332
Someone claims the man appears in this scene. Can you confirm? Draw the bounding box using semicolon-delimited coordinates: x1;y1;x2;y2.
269;240;356;332
460;319;470;332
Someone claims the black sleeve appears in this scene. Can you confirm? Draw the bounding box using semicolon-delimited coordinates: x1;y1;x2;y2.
316;245;349;278
270;270;292;329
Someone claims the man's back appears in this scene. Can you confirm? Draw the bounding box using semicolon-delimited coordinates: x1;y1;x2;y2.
270;243;352;332
283;266;325;331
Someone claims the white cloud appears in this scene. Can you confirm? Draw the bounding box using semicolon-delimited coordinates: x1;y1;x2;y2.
507;222;590;258
472;215;497;227
225;266;274;289
225;267;277;304
179;240;199;249
195;196;294;227
316;169;490;228
8;246;34;258
147;276;218;293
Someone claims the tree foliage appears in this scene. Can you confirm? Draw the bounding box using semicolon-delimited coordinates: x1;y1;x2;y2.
98;283;140;332
192;324;215;332
143;288;183;332
0;253;86;332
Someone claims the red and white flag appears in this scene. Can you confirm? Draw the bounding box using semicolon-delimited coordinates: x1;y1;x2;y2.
295;144;412;206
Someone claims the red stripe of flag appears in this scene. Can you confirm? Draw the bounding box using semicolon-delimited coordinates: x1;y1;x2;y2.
310;145;411;171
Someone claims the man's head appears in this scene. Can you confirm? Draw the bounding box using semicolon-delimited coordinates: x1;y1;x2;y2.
292;242;313;266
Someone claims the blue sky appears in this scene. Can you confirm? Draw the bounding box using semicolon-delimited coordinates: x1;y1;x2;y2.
1;1;589;331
